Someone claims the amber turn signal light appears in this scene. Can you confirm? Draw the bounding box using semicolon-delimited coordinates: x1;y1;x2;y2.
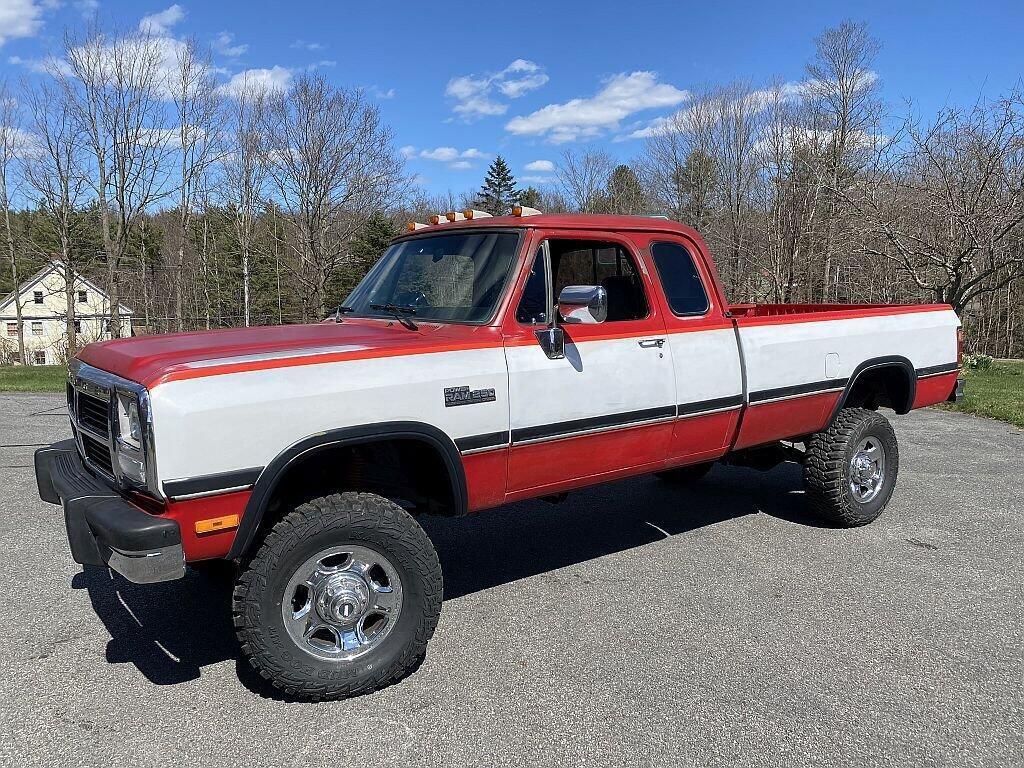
195;514;240;534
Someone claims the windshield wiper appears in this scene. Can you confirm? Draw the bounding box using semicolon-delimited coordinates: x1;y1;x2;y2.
370;302;419;330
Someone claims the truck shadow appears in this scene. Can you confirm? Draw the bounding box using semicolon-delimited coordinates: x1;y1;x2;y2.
72;462;825;694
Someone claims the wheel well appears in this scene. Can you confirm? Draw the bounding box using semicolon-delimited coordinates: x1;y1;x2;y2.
841;364;914;415
230;426;466;560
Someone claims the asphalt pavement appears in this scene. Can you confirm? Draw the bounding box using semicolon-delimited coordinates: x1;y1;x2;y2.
0;392;1021;767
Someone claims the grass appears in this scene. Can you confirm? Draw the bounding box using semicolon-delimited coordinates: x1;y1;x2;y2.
0;365;68;393
939;359;1024;429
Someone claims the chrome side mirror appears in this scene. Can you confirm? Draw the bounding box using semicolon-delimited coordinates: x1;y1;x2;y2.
535;326;564;359
557;285;608;324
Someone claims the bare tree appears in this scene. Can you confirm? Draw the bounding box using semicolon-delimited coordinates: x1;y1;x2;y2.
221;79;269;327
23;78;90;355
263;74;407;320
803;20;884;300
555;148;615;213
58;28;175;338
0;80;25;364
852;91;1024;314
170;38;222;331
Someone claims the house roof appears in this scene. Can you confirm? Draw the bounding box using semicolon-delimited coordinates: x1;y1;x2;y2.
0;259;133;316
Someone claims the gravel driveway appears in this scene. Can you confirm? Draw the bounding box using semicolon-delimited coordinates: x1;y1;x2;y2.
0;392;1021;767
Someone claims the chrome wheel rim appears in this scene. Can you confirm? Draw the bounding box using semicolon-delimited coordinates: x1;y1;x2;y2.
849;437;886;503
281;544;403;662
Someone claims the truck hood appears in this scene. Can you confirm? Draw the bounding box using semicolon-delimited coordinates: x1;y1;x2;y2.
76;319;502;389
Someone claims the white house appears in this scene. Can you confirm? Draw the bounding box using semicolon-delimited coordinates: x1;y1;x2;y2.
0;260;132;365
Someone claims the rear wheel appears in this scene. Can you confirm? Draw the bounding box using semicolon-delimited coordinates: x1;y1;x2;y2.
233;492;442;700
656;462;714;484
804;408;899;527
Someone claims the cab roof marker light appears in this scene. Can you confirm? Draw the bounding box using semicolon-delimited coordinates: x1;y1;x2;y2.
406;221;428;232
445;211;466;222
463;209;492;220
511;205;542;217
428;213;450;225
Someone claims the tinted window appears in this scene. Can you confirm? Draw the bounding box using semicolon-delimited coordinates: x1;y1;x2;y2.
650;242;709;316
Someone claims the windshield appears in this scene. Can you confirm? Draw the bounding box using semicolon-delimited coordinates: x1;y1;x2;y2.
343;231;521;324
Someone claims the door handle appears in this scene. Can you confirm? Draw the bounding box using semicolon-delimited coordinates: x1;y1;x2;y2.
638;338;666;348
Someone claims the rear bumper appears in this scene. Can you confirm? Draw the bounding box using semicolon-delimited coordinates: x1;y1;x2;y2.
35;440;184;584
948;377;965;403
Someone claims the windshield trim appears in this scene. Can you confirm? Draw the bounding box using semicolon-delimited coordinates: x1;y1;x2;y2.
345;228;525;328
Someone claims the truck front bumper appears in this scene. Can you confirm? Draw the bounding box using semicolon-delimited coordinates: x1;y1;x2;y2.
35;440;184;584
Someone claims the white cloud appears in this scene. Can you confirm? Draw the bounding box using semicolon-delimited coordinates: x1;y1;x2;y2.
506;71;689;143
624;80;806;140
419;146;460;162
138;4;185;35
0;0;46;47
8;53;72;76
306;59;336;71
408;146;488;170
219;66;292;98
367;85;395;100
524;159;554;172
0;125;41;158
289;39;324;51
211;31;247;58
73;0;99;17
446;59;548;120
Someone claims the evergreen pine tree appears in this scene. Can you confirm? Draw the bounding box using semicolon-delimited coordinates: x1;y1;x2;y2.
475;156;519;214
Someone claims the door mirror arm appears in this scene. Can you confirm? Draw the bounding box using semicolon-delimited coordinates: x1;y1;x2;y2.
536;239;565;360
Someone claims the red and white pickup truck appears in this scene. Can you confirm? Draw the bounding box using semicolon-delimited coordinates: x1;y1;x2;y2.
36;210;962;700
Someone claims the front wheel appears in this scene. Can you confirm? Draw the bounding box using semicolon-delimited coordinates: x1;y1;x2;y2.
803;407;899;527
232;492;442;700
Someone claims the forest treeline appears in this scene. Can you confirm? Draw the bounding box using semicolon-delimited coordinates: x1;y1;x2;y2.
1;20;1022;363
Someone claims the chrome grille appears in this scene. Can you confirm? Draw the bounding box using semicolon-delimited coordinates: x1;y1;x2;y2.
76;391;110;436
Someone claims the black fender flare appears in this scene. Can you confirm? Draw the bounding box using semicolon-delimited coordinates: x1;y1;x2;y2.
228;421;467;559
827;355;917;425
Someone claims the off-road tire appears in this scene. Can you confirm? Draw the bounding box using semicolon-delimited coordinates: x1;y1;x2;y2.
656;462;714;484
804;407;899;527
232;492;442;700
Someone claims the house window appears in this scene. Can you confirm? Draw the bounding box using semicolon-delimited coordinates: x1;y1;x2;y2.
34;351;46;365
33;290;43;304
31;321;43;336
5;322;15;338
73;320;82;334
77;290;87;303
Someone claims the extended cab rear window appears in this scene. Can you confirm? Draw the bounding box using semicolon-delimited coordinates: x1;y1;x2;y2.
650;241;710;316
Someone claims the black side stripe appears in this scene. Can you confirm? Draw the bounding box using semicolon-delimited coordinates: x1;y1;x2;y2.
164;466;264;498
916;362;959;377
678;394;744;416
511;405;676;444
749;378;848;403
455;431;509;453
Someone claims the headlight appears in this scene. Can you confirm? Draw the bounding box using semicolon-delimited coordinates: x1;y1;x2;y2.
115;391;146;483
117;392;142;449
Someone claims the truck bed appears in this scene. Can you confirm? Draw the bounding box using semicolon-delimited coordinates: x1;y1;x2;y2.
729;302;951;321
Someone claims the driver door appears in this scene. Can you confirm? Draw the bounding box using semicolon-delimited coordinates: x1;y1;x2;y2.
502;231;675;500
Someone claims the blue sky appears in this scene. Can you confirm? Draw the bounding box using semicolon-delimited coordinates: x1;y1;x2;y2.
2;0;1023;197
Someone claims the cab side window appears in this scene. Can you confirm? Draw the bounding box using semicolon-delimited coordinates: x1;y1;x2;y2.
516;248;548;324
650;241;710;316
551;240;648;322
